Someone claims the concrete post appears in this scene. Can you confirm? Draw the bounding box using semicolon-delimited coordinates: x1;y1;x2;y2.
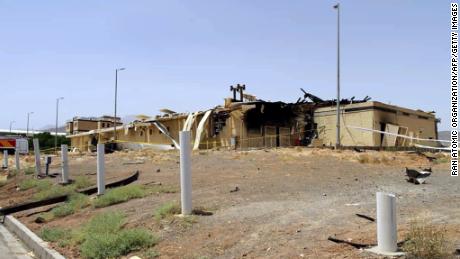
180;131;192;215
376;192;397;252
33;139;41;177
15;150;20;170
61;144;69;184
97;144;105;195
2;150;8;168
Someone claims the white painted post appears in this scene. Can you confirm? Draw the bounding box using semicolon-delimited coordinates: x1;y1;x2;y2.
376;192;397;252
33;139;41;177
15;149;20;170
180;131;192;215
97;144;105;195
2;150;8;168
61;144;69;184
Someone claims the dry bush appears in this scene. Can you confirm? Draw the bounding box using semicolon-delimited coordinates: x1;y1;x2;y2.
403;219;452;259
357;154;381;164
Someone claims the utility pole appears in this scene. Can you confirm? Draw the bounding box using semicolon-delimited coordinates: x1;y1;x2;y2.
26;112;34;137
9;121;15;133
55;97;64;153
113;68;125;142
334;3;341;149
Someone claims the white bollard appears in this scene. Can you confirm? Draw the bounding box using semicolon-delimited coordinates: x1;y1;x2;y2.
3;150;8;168
61;144;69;184
33;138;41;177
15;150;20;170
97;144;105;195
376;192;398;252
179;131;192;215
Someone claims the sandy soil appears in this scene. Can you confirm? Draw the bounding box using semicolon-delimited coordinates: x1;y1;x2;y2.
0;148;458;259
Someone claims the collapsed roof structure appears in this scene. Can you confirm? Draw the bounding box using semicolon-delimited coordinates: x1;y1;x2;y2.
67;86;439;151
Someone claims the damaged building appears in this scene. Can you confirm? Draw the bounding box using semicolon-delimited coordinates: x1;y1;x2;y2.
67;86;439;151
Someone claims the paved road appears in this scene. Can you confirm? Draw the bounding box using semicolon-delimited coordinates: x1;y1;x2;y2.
0;223;32;259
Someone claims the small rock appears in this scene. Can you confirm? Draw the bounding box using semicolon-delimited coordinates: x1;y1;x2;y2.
34;217;45;224
296;229;301;233
230;186;240;193
156;168;161;173
322;193;327;196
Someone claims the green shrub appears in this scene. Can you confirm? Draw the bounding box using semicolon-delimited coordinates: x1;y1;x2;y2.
403;219;451;259
8;169;19;178
19;178;52;191
143;249;160;258
40;227;71;242
74;176;93;189
83;212;125;234
52;193;90;218
80;212;157;259
33;184;74;201
93;185;145;208
18;179;37;190
51;204;74;218
154;202;180;220
146;185;178;194
24;167;35;175
30;132;69;152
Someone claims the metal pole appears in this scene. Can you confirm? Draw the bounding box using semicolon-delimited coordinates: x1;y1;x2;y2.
9;121;15;133
376;192;397;252
55;99;58;153
334;3;341;149
33;138;41;177
180;131;192;215
26;113;30;137
2;150;8;168
61;144;69;184
55;97;63;153
114;69;118;142
15;149;20;170
97;144;105;195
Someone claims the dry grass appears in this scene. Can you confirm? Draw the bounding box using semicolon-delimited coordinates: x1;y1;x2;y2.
355;153;395;165
403;219;453;259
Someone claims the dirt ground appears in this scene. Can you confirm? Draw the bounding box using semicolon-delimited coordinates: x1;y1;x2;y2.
0;148;458;259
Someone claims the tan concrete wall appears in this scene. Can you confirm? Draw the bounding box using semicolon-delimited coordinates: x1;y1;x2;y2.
372;110;437;147
314;109;375;146
65;122;73;134
97;121;122;130
73;120;98;132
314;101;437;147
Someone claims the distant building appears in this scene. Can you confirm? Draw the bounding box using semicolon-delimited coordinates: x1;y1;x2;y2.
67;87;439;151
66;116;122;135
